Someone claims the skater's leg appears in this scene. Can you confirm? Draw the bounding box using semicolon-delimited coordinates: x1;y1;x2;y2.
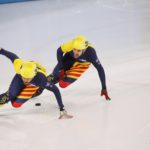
0;74;39;107
8;74;25;100
59;61;91;88
11;84;39;107
0;74;25;106
11;98;29;108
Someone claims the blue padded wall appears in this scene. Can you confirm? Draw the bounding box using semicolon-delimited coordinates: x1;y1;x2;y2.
0;0;31;4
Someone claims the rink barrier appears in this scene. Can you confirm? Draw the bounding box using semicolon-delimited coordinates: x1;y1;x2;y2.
0;0;31;4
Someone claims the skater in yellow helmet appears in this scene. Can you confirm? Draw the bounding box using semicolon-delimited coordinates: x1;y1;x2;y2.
48;35;111;100
0;48;73;119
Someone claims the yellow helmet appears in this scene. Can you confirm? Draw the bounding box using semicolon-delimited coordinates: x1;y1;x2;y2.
20;61;37;78
72;35;89;50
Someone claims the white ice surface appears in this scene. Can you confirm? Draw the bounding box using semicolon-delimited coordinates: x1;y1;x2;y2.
0;0;150;150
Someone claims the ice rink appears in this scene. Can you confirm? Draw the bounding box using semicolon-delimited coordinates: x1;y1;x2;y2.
0;0;150;150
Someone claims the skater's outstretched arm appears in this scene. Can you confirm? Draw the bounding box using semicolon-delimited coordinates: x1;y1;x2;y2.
31;73;64;110
57;47;64;69
87;48;106;89
50;47;64;78
0;48;24;74
31;73;73;119
0;48;19;63
87;47;111;100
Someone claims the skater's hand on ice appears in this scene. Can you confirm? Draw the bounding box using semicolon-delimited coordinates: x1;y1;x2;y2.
59;110;73;119
101;89;111;100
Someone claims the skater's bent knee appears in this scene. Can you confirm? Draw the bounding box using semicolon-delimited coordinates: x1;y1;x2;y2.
59;80;71;88
11;101;23;108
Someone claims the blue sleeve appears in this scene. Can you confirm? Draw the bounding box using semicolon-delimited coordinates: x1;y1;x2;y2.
57;47;64;69
52;47;64;78
45;82;64;111
52;63;60;79
87;48;107;89
31;73;64;111
0;48;19;63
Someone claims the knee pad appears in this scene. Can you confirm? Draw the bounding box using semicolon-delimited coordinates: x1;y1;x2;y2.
59;80;71;88
11;101;23;108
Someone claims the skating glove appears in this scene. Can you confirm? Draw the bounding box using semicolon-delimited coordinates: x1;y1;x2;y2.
101;89;111;100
